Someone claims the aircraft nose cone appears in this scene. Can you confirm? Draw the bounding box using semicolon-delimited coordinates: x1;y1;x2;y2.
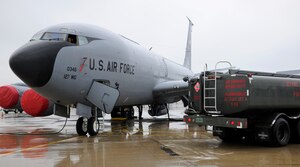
9;41;72;87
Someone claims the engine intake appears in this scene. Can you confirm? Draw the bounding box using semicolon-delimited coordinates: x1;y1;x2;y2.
21;89;53;117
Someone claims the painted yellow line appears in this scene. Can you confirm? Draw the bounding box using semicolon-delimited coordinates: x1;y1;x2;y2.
0;136;79;157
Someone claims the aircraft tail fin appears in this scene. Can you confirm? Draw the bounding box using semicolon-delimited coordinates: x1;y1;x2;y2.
183;17;193;70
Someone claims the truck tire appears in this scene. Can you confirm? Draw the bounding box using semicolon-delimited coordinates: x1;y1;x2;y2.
271;118;290;146
293;119;300;143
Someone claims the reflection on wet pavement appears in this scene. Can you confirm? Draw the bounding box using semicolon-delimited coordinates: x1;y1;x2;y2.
0;108;300;167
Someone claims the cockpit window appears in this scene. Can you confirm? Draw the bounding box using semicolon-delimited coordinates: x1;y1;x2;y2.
30;32;43;41
67;34;77;44
41;32;67;41
33;32;91;45
78;36;88;45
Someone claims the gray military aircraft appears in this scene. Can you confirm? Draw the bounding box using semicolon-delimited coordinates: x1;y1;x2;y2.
9;18;194;136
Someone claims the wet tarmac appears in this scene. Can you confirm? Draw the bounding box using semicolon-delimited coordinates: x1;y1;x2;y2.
1;106;300;167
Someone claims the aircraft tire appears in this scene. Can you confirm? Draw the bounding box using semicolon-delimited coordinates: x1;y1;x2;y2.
271;118;290;146
126;107;134;119
87;117;100;136
111;110;119;118
111;108;123;118
76;117;88;136
111;108;127;119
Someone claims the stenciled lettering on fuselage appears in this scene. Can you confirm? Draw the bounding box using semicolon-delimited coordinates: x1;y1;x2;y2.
63;57;135;80
88;58;135;75
64;66;77;80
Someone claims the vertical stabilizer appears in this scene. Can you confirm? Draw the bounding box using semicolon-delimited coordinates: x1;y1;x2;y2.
184;17;193;70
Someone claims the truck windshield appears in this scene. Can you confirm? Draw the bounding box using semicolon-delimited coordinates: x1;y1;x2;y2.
41;32;68;41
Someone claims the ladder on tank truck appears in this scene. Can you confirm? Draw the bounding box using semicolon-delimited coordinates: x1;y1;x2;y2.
203;61;233;114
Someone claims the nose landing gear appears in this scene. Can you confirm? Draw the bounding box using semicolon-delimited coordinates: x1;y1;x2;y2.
87;117;100;136
76;106;102;136
76;117;101;136
76;117;88;136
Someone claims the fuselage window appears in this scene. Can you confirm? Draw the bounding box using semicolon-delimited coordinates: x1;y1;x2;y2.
78;36;88;45
41;32;67;41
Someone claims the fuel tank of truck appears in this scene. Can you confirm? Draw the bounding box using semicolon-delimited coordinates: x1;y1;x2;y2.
188;71;300;116
213;74;300;115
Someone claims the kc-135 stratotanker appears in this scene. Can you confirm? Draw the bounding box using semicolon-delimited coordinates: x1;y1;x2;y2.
9;19;194;136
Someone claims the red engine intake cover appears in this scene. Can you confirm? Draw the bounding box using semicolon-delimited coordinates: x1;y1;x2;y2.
21;89;49;117
0;85;19;109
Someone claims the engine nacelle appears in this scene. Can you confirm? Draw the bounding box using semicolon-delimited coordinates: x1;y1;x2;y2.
0;84;28;110
21;89;53;117
148;104;168;116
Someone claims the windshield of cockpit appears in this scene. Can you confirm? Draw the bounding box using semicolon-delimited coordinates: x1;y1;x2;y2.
41;32;68;41
30;32;89;45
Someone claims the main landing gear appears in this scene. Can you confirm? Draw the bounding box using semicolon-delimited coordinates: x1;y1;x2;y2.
111;107;136;119
76;107;101;136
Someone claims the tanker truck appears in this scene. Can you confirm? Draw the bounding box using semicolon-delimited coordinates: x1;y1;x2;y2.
183;62;300;146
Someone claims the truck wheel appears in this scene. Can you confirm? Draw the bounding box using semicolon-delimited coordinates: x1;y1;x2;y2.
271;118;290;146
293;120;300;143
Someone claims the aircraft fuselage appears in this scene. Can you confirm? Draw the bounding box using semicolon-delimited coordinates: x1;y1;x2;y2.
10;23;193;108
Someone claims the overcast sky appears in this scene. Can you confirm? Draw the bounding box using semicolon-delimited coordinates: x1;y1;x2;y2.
1;0;300;85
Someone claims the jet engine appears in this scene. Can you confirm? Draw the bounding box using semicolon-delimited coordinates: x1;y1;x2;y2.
0;84;28;110
21;89;53;117
148;104;169;116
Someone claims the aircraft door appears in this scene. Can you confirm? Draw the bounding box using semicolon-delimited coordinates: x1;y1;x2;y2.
87;81;119;114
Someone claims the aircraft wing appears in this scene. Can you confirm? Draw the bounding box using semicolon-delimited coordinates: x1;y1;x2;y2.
277;69;300;75
152;80;189;104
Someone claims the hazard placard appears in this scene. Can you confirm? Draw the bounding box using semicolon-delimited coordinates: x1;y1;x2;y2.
194;82;200;92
